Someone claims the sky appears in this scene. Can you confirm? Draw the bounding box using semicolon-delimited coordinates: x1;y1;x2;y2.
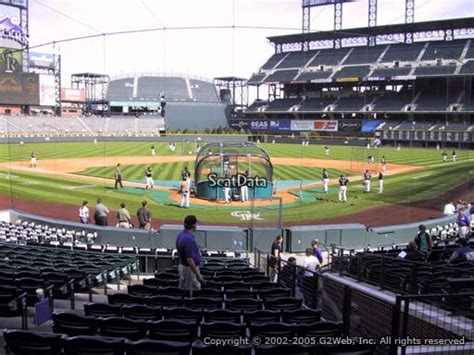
4;0;474;85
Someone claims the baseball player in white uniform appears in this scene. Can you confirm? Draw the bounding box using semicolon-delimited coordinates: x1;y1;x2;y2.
378;171;384;193
363;170;372;193
322;169;329;194
180;177;190;208
30;152;37;167
240;171;249;202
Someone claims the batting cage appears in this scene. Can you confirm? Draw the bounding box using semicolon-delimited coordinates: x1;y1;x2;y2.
194;142;273;201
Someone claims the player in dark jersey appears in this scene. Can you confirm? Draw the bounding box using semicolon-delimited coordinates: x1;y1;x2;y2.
338;175;349;202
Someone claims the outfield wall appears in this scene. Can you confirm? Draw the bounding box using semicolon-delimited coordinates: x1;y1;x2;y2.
4;209;457;252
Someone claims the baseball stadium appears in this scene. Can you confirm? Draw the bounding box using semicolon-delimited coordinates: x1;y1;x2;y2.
0;0;473;354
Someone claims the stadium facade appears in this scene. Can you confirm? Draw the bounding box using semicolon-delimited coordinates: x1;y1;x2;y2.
234;17;474;148
106;74;229;132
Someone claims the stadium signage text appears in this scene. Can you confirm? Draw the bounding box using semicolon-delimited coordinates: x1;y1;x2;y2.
207;173;268;188
0;16;28;46
250;120;268;129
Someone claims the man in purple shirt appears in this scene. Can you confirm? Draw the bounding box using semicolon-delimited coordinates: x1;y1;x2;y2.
311;239;324;264
449;239;474;264
457;210;471;239
176;215;204;292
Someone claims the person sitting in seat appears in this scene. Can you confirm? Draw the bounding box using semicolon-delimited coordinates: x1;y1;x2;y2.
399;241;426;262
449;239;474;264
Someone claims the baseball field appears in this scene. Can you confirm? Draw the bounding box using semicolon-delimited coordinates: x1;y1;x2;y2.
0;139;471;227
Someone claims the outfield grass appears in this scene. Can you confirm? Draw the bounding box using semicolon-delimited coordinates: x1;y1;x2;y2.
1;140;471;165
0;141;471;224
79;162;350;182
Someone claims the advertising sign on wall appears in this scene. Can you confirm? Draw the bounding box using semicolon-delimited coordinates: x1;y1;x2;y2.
39;75;55;106
313;120;338;132
338;119;362;131
249;120;269;130
29;52;55;70
268;119;291;131
61;88;85;102
291;120;314;131
0;47;22;72
0;73;39;105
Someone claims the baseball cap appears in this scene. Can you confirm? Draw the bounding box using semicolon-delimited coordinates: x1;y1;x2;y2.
184;215;199;229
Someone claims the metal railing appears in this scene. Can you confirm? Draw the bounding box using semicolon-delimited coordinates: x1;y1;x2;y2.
390;293;474;355
331;250;473;295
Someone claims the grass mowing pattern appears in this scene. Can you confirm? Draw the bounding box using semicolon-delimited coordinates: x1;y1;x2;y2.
79;162;350;182
1;141;471;166
0;141;472;224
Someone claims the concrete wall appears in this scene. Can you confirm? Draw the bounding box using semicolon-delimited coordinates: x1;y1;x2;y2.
4;209;458;253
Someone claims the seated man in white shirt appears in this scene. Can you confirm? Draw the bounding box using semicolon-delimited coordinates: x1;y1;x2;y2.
443;201;456;216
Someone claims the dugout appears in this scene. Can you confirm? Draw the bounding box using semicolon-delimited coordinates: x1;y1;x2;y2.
194;142;273;200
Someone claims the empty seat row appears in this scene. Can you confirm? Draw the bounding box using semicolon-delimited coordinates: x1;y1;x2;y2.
108;294;302;311
85;303;321;323
147;278;277;291
53;312;340;341
3;329;376;355
128;285;289;300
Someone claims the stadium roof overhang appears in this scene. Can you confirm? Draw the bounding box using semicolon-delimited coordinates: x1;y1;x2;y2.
267;17;474;45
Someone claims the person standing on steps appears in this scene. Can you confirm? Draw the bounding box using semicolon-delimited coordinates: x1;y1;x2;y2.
414;225;432;256
176;215;205;293
115;163;123;189
269;235;283;283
